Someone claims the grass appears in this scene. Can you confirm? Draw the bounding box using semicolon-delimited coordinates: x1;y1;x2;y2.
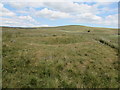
2;25;119;88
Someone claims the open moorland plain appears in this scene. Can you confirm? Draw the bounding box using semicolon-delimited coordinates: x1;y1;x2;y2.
2;25;119;88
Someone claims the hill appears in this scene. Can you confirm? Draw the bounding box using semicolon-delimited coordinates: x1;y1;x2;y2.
2;25;119;88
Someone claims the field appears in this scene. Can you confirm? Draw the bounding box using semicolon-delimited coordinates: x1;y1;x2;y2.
2;25;119;88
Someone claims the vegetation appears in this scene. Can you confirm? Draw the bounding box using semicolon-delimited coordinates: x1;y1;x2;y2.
2;25;119;88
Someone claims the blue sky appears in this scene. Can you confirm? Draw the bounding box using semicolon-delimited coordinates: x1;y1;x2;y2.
0;1;118;28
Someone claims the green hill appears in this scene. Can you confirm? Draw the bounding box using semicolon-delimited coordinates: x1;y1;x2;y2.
2;25;119;88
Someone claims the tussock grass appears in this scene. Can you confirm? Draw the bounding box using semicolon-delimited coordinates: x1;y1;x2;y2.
2;26;119;88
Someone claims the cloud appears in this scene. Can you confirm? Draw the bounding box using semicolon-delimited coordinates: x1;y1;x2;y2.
102;14;118;27
6;2;44;9
0;2;118;28
18;16;36;22
1;0;119;2
75;13;118;27
43;2;98;14
36;8;72;20
6;2;98;14
0;3;15;17
0;15;41;27
75;13;102;23
40;24;49;27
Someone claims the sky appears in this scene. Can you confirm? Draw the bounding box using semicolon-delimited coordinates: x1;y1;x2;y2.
0;0;119;28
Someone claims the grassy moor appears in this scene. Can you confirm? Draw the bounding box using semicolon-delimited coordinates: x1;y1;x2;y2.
2;25;119;88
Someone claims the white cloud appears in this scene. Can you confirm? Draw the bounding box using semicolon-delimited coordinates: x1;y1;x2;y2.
40;24;49;27
43;2;98;14
0;15;41;27
0;3;15;17
18;16;36;22
0;2;118;28
17;10;28;14
77;13;102;21
6;2;98;14
102;14;118;27
1;0;119;2
74;13;102;25
8;2;100;20
7;2;44;9
36;8;72;20
75;13;118;27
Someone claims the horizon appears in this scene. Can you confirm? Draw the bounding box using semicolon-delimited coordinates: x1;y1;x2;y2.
0;24;118;29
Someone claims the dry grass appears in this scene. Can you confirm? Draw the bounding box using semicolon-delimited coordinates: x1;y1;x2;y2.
2;25;119;88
